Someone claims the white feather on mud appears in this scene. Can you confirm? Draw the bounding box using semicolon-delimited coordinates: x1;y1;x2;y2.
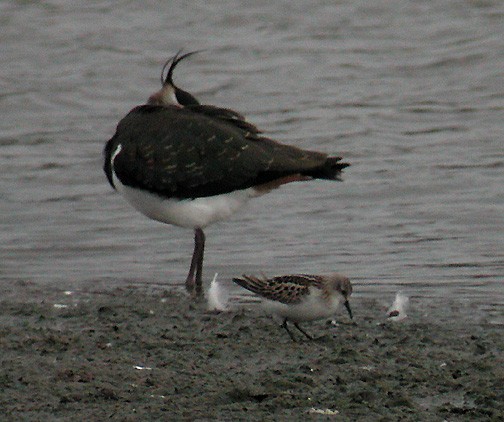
387;291;409;321
207;273;229;311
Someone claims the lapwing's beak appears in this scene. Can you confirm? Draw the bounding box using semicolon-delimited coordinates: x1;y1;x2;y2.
344;300;353;320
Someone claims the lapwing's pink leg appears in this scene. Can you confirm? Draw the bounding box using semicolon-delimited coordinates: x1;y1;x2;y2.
185;228;205;296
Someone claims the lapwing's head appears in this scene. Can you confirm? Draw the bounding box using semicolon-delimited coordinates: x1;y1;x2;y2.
148;50;200;107
328;274;353;319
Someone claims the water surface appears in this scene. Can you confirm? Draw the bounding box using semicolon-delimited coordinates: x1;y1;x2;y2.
1;0;503;323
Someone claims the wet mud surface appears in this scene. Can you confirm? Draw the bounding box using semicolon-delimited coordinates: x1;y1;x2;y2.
1;281;502;421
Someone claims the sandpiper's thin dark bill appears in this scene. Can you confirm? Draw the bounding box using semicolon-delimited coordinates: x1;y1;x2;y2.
104;52;350;296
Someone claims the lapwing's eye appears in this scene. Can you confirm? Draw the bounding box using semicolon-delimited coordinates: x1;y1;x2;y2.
341;290;347;296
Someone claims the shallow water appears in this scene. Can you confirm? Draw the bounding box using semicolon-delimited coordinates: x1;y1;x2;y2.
1;1;503;322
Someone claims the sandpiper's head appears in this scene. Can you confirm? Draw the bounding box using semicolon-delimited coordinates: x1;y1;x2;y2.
148;50;201;107
328;274;353;319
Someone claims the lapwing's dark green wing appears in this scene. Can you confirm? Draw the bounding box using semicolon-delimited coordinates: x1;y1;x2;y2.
104;104;347;199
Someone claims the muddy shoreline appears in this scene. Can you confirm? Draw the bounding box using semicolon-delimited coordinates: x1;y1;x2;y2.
1;280;502;421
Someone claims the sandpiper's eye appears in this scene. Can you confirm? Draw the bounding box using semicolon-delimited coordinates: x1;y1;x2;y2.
341;290;347;296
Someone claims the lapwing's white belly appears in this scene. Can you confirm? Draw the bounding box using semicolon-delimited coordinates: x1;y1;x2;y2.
262;289;343;322
115;179;257;229
110;143;260;228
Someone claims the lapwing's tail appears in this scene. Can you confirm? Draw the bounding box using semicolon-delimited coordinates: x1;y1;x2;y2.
304;156;350;181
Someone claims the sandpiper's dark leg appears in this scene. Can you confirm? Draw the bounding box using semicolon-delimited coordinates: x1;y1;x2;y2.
185;228;205;296
344;300;353;319
293;322;313;340
281;318;297;342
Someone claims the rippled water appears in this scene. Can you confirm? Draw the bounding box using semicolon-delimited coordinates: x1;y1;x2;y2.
1;1;503;321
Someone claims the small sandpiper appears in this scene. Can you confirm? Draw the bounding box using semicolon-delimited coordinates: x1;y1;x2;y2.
233;273;353;341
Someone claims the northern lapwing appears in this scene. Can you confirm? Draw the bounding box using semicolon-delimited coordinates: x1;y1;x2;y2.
104;51;350;296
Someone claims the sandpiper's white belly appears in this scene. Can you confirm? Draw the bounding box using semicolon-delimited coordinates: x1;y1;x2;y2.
261;289;343;322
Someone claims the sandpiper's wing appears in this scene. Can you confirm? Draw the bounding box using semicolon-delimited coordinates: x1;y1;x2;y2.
233;274;324;305
104;104;349;200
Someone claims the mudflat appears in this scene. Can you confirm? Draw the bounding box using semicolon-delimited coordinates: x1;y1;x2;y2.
1;281;502;421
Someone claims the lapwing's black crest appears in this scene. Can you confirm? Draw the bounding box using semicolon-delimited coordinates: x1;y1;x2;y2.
148;49;201;106
104;51;350;296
